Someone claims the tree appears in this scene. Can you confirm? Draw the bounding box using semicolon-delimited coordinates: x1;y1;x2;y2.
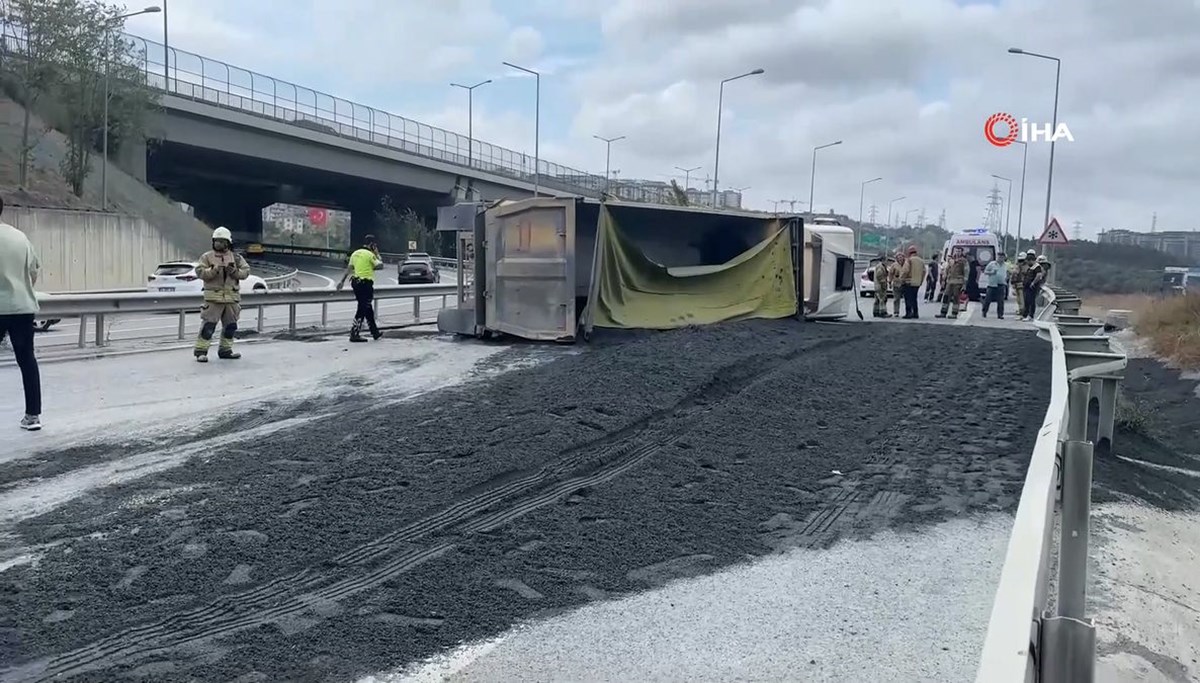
665;179;689;206
374;196;439;254
1;0;158;195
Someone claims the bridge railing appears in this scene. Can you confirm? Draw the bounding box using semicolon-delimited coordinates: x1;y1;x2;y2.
34;283;457;349
976;285;1128;682
114;34;609;198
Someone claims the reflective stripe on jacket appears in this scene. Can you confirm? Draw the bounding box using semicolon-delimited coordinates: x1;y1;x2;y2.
197;250;250;303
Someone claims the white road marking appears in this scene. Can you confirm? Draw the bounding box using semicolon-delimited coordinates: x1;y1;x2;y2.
298;269;336;289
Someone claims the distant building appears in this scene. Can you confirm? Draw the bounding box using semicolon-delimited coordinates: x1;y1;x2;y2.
1098;229;1200;261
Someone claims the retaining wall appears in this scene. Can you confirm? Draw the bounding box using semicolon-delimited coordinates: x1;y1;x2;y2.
7;206;191;291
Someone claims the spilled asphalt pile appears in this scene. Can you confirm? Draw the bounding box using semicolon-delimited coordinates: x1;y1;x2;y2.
0;320;1049;682
1098;357;1200;509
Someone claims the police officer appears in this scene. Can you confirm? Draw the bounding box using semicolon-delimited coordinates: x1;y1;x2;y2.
194;226;250;362
890;252;905;318
872;254;891;318
337;234;384;342
935;247;967;318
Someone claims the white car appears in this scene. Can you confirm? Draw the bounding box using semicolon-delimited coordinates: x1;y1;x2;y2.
147;261;268;294
859;264;895;298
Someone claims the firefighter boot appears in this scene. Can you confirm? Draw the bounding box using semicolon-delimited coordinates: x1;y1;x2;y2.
195;322;215;362
218;323;241;359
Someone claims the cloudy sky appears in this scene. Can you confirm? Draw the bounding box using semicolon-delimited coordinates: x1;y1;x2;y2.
125;0;1200;239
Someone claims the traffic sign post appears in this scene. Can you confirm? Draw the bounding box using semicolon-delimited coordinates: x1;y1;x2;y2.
1038;217;1068;285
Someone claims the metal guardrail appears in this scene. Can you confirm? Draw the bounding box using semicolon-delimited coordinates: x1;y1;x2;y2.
35;283;457;349
977;285;1128;683
254;243;457;271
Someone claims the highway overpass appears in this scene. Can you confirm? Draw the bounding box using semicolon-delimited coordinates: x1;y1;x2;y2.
116;34;609;246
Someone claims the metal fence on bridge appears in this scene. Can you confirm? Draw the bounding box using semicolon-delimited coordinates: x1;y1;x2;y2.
976;285;1128;683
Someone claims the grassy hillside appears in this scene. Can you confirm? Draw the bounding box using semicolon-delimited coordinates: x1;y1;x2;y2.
0;96;210;256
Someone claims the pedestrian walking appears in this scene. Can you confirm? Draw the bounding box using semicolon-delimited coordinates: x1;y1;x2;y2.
981;253;1009;319
0;197;43;430
935;248;967;319
901;246;925;319
337;234;384;342
194;226;250;362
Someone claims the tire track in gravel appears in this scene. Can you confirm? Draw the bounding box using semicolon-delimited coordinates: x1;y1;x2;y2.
6;332;868;683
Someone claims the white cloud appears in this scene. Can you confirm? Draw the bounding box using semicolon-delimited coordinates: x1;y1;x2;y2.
128;0;1200;237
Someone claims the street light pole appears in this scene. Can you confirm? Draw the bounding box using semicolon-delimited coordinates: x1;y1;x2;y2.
992;174;1013;255
162;0;169;89
1015;140;1028;251
1008;47;1061;246
712;68;764;207
675;165;700;192
593;135;625;196
857;176;882;253
808;140;843;215
451;79;492;170
502;61;540;196
887;196;906;230
103;6;161;210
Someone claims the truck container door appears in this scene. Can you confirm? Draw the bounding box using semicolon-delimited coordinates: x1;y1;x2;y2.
484;198;577;341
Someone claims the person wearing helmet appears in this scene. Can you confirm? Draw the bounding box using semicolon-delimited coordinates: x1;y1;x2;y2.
924;252;940;303
1011;253;1029;317
193;226;250;362
871;254;891;318
1021;253;1047;321
935;247;967;319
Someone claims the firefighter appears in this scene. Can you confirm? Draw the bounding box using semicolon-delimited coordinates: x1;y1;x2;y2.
935;247;967;318
872;254;891;318
890;252;905;317
1011;253;1028;316
194;226;250;362
1022;255;1049;321
902;245;925;318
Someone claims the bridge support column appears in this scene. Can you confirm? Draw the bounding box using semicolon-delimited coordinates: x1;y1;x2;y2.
184;186;274;245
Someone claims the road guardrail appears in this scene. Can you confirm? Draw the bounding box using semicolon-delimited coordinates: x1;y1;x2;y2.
976;285;1128;683
36;283;457;349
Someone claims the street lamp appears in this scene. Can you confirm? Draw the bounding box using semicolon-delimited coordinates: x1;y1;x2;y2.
451;79;492;170
1014;140;1028;251
808;140;843;215
887;196;906;229
857;176;882;252
991;174;1013;254
502;61;540;196
593;135;625;195
675;165;701;191
103;5;161;209
1008;47;1061;245
712;68;765;207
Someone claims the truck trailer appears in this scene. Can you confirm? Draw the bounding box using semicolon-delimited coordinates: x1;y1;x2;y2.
436;197;857;343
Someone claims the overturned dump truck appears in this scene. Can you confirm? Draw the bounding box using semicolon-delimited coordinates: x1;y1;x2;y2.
436;198;857;343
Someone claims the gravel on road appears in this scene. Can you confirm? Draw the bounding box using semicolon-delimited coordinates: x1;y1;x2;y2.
0;320;1049;682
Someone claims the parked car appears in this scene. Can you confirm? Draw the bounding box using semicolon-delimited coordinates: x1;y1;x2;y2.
859;263;894;298
147;261;268;294
398;252;440;284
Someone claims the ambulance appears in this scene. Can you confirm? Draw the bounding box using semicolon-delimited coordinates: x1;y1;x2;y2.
940;229;1001;301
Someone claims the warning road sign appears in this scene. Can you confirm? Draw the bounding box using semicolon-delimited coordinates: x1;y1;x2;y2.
1038;217;1069;246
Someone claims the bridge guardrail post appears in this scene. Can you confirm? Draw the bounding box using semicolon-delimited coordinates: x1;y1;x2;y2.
288;304;297;332
1096;378;1119;451
177;310;186;340
77;317;87;349
95;314;106;347
321;303;328;328
257;307;265;333
413;296;421;322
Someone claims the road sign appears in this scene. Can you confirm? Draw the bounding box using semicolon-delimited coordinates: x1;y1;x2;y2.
408;240;418;250
861;233;883;248
1038;217;1069;245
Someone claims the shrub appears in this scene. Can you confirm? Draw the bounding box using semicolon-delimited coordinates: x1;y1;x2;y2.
1133;293;1200;370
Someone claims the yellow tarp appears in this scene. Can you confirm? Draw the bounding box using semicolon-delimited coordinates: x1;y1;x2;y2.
589;205;798;329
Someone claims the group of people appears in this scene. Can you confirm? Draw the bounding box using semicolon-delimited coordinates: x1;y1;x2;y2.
0;218;391;431
868;247;1053;322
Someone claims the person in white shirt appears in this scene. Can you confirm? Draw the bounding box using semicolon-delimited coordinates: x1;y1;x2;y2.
0;196;42;430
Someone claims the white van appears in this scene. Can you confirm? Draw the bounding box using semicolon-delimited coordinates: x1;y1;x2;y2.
940;229;1001;301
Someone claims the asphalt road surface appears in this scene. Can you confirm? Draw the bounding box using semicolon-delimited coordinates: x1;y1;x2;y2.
0;320;1050;681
